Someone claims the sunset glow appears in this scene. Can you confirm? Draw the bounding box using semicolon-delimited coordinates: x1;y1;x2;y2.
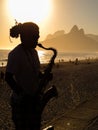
8;0;52;23
0;0;98;49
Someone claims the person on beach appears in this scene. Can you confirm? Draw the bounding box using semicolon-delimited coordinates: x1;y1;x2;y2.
5;22;57;130
0;71;5;85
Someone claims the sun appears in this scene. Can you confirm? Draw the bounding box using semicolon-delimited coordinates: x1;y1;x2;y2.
8;0;52;23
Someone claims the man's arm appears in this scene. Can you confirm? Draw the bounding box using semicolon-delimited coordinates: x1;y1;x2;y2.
5;72;22;95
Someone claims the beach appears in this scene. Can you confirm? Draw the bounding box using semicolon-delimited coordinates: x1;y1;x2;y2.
0;60;98;130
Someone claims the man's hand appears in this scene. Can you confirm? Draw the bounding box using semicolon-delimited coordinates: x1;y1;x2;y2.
5;72;23;95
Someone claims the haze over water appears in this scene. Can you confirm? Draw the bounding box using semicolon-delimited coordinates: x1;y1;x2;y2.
0;50;98;67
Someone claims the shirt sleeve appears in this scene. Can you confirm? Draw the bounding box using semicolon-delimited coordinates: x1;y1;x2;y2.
6;52;19;74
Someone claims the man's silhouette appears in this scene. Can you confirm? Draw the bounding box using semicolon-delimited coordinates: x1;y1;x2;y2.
5;22;41;130
5;22;57;130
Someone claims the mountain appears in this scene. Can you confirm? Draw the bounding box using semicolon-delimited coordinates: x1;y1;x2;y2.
41;25;98;52
86;34;98;42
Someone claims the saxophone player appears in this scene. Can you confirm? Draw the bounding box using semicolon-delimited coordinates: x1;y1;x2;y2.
5;22;58;130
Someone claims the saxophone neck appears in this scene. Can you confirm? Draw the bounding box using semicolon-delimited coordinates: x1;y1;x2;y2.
37;43;57;57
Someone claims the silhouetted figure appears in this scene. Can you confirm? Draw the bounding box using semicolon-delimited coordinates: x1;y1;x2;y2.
5;22;41;130
1;62;4;67
0;71;5;85
5;22;57;130
75;58;79;65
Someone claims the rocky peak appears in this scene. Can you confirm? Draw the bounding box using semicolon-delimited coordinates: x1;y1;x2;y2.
70;25;79;33
79;28;85;35
69;25;85;36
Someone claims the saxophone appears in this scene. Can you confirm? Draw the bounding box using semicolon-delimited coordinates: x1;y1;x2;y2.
37;43;57;95
37;43;58;113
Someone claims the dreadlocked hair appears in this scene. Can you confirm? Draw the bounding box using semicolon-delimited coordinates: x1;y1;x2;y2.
10;23;22;38
10;22;39;38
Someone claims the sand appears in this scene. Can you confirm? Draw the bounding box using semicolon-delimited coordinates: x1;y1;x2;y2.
0;60;98;130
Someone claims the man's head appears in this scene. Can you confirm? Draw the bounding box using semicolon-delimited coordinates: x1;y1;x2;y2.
10;22;40;48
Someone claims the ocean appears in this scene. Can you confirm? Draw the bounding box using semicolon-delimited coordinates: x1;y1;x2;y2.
0;50;98;67
38;50;98;64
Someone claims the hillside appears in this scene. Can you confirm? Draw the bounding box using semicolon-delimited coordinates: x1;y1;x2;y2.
87;34;98;42
41;25;98;52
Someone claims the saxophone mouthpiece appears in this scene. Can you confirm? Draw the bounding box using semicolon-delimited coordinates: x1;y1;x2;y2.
37;43;42;48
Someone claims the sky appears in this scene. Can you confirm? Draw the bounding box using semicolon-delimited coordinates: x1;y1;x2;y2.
0;0;98;49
